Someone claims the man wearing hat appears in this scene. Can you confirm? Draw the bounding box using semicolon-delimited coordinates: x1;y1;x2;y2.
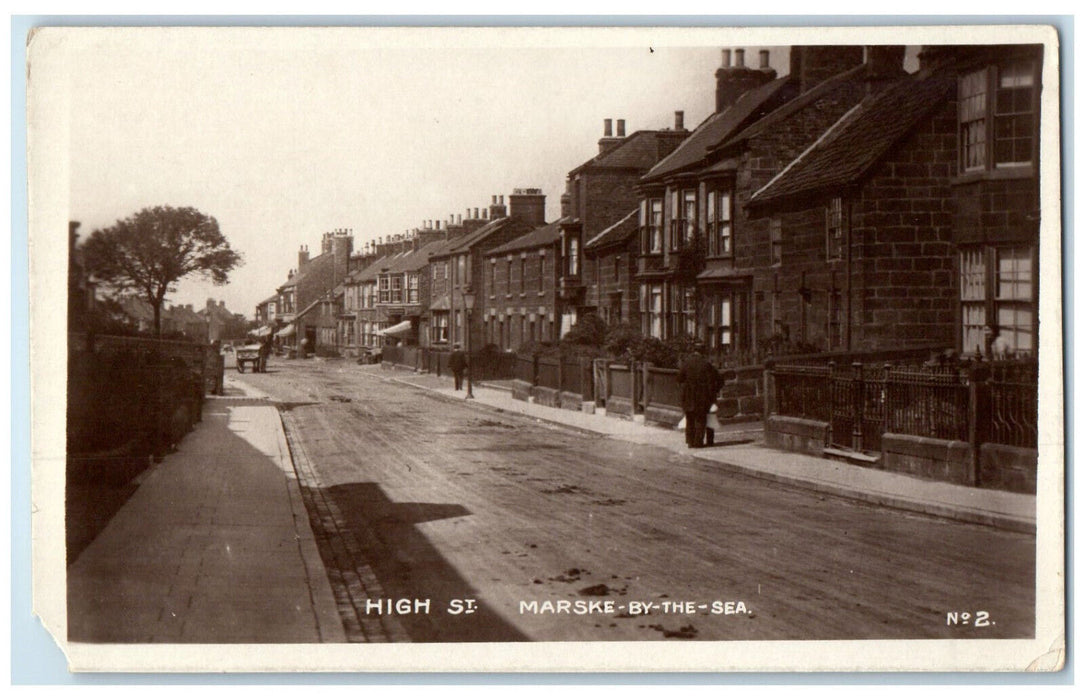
449;343;468;391
676;342;722;448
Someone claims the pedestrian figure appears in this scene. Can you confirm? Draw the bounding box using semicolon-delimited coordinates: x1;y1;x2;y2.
449;344;468;391
258;333;273;373
209;340;225;395
676;343;722;449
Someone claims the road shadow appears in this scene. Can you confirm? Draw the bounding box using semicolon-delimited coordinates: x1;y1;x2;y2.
312;481;528;642
68;400;336;644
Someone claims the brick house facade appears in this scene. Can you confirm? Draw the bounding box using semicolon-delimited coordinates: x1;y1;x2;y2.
746;44;1042;359
483;218;566;351
557;117;690;334
425;192;546;353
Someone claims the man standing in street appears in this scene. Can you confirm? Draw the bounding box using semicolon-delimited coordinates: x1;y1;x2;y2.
677;343;722;449
449;344;468;391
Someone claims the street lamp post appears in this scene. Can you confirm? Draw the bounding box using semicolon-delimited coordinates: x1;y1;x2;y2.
463;286;475;400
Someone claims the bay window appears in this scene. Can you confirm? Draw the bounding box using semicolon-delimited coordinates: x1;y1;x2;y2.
641;283;664;338
640;198;663;253
959;245;1035;358
708;189;733;257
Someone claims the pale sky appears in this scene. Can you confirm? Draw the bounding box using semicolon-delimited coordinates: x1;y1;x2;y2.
64;29;914;317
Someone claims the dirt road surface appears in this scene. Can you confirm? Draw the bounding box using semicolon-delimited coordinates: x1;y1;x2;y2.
235;358;1035;643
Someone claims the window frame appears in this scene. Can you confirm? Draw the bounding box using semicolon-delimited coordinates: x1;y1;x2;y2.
770;217;783;267
708;188;734;257
958;58;1040;174
826;197;844;262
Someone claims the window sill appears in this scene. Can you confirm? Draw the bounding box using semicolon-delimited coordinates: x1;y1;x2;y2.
953;165;1036;185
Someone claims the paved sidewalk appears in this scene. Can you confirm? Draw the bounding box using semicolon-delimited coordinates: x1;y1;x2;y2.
66;383;345;643
385;366;1036;534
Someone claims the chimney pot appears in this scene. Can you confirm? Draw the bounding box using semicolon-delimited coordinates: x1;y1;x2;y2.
492;195;498;204
603;118;613;137
499;195;504;205
721;48;732;67
616;119;626;137
735;48;745;68
674;110;685;130
760;49;770;69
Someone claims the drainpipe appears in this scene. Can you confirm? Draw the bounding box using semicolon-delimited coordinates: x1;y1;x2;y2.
845;200;853;351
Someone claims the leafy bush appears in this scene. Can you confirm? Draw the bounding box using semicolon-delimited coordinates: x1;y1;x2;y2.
562;314;608;347
515;339;559;358
604;322;642;360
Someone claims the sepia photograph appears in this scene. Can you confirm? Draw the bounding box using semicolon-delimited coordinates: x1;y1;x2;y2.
25;23;1064;673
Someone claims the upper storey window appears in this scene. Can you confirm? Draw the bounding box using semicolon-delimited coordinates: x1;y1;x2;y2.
959;58;1038;173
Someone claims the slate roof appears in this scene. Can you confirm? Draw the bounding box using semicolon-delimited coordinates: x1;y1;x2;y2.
749;68;955;207
642;75;793;182
347;253;400;283
380;239;446;274
568;130;686;176
444;217;512;255
715;63;868;153
584;209;638;251
487;218;569;256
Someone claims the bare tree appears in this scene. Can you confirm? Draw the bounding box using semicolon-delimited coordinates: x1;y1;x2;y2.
83;206;242;336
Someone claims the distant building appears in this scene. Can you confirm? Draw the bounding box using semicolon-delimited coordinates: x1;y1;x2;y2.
425;192;547;352
263;228;354;352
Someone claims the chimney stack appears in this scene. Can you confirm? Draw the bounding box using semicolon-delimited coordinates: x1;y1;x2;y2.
674;111;685;130
792;46;865;93
863;45;906;88
298;245;310;269
489;194;508;220
508;187;547;227
716;45;778;113
598;118;623;153
616;119;626;137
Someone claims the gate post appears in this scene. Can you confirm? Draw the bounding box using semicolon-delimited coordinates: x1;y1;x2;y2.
763;359;775;436
968;363;990;487
828;361;836;445
559;349;568;399
852;361;864;452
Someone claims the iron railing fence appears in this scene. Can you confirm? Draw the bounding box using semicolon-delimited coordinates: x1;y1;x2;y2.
773;365;832;423
771;358;1037;452
985;360;1039;449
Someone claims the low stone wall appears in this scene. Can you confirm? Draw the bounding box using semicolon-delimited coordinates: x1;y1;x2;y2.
764;416;829;456
510;379;533;402
560;390;584;412
644;403;683;429
881;433;971;485
532;386;561;408
717;366;764;424
606;394;636;419
979;443;1037;494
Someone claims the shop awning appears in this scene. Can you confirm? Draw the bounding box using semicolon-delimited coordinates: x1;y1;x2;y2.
377;320;414;338
254;325;273;337
275;323;296;338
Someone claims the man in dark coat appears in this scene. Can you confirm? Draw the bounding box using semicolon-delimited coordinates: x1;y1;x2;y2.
449;344;468;391
676;344;722;448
